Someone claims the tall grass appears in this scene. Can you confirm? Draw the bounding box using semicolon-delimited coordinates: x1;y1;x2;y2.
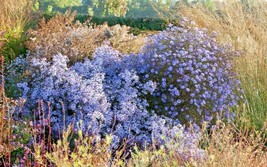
174;0;267;133
199;120;267;167
0;0;33;62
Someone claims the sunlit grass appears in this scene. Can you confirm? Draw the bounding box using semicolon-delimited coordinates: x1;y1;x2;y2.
0;0;33;62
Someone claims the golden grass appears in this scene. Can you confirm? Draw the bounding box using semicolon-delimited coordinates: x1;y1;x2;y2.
199;120;267;167
125;120;267;167
0;0;34;62
0;0;33;38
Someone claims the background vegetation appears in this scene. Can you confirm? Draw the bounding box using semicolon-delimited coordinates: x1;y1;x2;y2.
36;0;179;17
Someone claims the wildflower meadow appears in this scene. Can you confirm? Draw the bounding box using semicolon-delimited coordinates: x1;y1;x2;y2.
0;0;266;166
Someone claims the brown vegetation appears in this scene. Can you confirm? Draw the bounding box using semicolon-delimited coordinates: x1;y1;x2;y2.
26;11;146;64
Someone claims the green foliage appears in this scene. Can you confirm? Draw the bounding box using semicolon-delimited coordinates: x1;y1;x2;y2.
0;33;27;63
45;126;114;167
38;0;83;9
42;13;168;32
54;0;83;8
235;74;267;133
37;0;179;18
126;0;170;18
87;7;94;16
46;5;53;14
202;0;215;11
33;1;40;12
92;0;129;17
76;15;168;31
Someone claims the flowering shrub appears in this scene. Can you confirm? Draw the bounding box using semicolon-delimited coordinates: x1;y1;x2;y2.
136;19;241;126
8;46;205;160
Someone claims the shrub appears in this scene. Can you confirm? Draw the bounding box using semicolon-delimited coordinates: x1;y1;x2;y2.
15;53;110;136
26;11;146;64
136;19;241;126
9;46;204;160
88;16;168;31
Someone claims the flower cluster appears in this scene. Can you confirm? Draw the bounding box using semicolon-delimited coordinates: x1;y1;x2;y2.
136;19;241;126
8;45;205;160
16;54;110;135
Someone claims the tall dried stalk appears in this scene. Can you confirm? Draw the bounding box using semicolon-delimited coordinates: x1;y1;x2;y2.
0;56;11;166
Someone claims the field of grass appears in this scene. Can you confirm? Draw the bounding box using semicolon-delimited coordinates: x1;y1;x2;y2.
0;0;266;166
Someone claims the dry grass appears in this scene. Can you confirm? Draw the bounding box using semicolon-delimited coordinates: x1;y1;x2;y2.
175;0;267;132
0;0;34;62
0;56;12;165
107;24;147;55
0;0;32;36
126;119;267;167
199;120;267;167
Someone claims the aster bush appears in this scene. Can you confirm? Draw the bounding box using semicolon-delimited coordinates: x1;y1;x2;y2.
8;45;205;161
136;19;241;126
15;53;110;136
